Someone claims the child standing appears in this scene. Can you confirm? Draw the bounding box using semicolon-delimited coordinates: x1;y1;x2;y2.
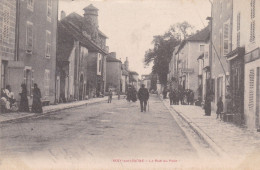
216;97;223;119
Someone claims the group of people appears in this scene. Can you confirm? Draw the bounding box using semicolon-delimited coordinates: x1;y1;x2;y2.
168;89;194;105
126;86;137;102
0;83;43;113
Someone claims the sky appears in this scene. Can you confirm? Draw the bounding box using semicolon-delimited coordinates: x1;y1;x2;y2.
59;0;211;76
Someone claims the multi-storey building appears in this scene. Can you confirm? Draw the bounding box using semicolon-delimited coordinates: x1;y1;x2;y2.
0;0;17;93
211;0;233;115
57;4;108;101
1;0;58;105
175;26;210;100
230;0;260;129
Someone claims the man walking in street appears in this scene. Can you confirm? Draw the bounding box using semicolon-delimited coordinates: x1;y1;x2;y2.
138;84;149;112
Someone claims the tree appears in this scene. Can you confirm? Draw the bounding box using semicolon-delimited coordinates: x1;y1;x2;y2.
144;21;194;86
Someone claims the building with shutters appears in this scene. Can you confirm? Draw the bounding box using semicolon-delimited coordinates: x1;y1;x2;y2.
0;0;17;94
1;0;58;105
210;0;233;116
230;0;260;129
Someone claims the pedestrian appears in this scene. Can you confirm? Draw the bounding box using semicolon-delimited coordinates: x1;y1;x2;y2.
31;83;43;113
169;90;174;105
216;97;223;119
174;89;179;105
190;90;194;105
138;84;149;112
131;87;137;102
19;84;29;112
108;89;112;103
204;93;211;116
163;87;167;99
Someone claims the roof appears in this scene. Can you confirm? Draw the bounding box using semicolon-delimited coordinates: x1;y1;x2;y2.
186;26;210;41
225;47;245;60
106;55;121;62
122;70;129;76
129;71;139;75
83;4;98;11
175;26;210;54
63;12;108;39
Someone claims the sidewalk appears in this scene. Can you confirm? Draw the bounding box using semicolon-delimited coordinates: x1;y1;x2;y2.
0;96;120;123
162;97;260;164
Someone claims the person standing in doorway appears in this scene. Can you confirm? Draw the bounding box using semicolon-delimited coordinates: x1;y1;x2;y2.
19;84;29;112
138;84;149;112
31;83;43;113
108;89;112;103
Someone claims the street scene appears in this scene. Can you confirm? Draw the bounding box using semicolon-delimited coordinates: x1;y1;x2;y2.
1;0;260;169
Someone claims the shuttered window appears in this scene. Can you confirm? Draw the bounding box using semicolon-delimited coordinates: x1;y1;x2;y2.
47;0;52;22
26;22;33;52
44;69;50;96
250;0;256;42
2;6;10;43
249;69;255;111
46;30;51;58
27;0;34;11
237;12;241;47
223;22;229;55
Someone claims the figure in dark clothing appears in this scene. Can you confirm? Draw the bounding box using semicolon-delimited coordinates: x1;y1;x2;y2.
108;89;112;103
169;90;174;105
174;89;179;105
138;84;149;112
31;83;43;113
179;89;184;105
216;97;223;119
19;84;29;112
163;88;167;99
204;93;211;116
190;91;194;105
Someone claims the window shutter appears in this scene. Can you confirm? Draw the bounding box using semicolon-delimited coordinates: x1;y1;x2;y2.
223;22;229;55
249;69;255;111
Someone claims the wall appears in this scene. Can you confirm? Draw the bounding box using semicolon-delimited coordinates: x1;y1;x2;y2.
106;61;121;91
0;0;17;91
211;0;233;111
18;0;58;104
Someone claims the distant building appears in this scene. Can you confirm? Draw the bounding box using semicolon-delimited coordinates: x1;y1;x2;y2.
141;74;151;90
175;26;210;99
106;52;122;93
129;71;139;90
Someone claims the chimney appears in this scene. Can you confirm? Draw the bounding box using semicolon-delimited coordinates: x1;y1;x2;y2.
83;4;99;28
60;10;66;20
109;52;116;58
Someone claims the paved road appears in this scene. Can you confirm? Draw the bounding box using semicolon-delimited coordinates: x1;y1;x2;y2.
0;95;199;169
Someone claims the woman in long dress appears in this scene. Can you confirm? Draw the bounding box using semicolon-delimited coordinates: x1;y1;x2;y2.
31;83;43;113
19;84;29;112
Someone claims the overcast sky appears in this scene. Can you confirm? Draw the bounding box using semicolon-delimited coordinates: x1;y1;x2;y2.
59;0;211;76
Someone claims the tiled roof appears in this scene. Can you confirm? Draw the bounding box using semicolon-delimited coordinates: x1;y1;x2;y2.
187;26;210;41
176;26;210;54
106;55;121;62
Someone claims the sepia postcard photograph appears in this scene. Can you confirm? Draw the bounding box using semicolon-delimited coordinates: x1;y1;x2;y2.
0;0;260;169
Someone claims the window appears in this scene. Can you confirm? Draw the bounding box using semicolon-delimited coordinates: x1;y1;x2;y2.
27;0;34;11
46;30;51;58
223;21;229;55
237;12;241;47
97;53;102;75
2;6;10;43
250;0;256;42
44;69;50;96
47;0;52;22
199;45;205;52
219;31;223;57
26;22;33;52
249;69;255;111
